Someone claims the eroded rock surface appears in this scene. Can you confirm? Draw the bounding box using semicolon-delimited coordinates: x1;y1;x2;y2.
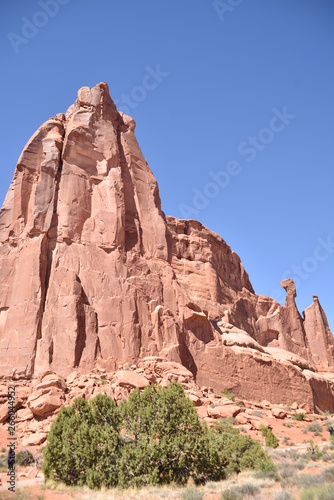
0;82;333;411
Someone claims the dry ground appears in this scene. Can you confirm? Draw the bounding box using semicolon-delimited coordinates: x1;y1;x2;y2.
1;414;334;500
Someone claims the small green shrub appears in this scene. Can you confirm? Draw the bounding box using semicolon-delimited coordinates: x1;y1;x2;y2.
222;388;235;401
294;412;305;421
306;423;322;434
306;440;322;460
15;449;35;466
259;424;279;448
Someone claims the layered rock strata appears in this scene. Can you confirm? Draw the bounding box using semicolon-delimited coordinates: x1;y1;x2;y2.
0;82;333;411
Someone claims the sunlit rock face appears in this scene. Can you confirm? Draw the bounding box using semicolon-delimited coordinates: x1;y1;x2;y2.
0;82;333;411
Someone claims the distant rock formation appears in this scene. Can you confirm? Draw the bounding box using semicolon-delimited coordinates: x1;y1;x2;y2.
0;82;333;411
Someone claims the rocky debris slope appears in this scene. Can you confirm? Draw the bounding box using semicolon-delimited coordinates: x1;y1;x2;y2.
0;82;333;412
0;364;330;450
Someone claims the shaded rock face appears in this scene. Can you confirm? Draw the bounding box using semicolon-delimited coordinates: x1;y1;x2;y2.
0;82;333;411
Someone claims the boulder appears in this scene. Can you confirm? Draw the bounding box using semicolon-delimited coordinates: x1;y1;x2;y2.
33;373;67;392
0;397;24;423
21;433;47;447
27;387;65;417
271;407;287;419
196;406;208;419
208;405;242;419
116;371;150;389
16;408;34;422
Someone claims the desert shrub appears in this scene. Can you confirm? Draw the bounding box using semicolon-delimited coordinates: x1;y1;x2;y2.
306;440;322;461
324;420;334;428
118;383;205;487
274;492;294;500
298;472;322;488
259;424;279;448
203;420;275;478
252;410;263;418
221;482;260;499
43;384;275;489
265;430;279;448
0;455;6;471
43;394;121;488
300;484;334;500
322;465;334;481
221;489;240;500
181;488;203;500
298;465;334;490
254;468;279;481
34;453;43;469
294;412;305;421
223;417;237;426
278;462;299;486
222;388;235;401
306;423;322;434
15;449;35;466
296;458;307;470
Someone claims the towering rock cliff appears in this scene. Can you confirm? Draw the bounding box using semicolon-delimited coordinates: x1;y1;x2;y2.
0;82;333;411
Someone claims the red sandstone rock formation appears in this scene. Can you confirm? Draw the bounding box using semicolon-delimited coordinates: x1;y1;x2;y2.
0;82;333;411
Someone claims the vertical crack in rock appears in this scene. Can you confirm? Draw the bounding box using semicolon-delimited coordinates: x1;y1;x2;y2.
49;339;54;365
74;285;89;368
117;127;141;252
32;122;65;374
74;276;100;369
94;311;101;360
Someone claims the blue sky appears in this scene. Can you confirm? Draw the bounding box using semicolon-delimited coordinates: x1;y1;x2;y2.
0;0;333;330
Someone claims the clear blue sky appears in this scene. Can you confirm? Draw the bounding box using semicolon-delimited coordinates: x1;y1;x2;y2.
0;0;333;330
